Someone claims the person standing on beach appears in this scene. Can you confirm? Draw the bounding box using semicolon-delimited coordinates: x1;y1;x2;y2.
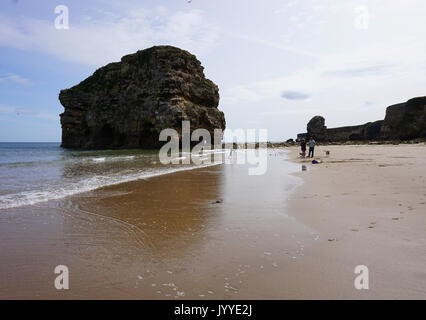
308;137;315;158
300;139;306;158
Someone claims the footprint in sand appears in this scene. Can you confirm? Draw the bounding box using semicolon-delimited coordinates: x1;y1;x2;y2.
392;217;400;220
351;229;359;232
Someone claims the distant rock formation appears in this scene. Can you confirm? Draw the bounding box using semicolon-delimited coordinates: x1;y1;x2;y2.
306;116;327;140
297;96;426;142
380;103;405;140
381;97;426;140
59;46;226;149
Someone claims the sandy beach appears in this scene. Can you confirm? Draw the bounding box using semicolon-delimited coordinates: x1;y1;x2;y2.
286;143;426;299
0;145;425;299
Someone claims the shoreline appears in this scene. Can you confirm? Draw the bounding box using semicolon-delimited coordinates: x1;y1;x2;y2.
0;160;224;211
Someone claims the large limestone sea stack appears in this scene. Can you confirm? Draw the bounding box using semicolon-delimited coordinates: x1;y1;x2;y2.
59;46;226;149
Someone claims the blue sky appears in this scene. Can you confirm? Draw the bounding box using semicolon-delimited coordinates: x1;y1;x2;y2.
1;0;426;142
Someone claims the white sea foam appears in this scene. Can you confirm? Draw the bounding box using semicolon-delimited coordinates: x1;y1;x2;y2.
90;155;136;163
0;162;222;210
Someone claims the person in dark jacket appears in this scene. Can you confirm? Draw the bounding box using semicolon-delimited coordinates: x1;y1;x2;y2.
300;139;306;158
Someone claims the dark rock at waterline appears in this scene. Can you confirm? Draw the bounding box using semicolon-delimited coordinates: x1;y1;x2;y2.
59;46;226;149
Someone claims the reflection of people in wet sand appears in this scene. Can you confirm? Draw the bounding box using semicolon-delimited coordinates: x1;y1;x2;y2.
299;139;306;158
229;147;234;158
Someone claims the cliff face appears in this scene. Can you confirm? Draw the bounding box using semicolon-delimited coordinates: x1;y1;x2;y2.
380;103;405;139
298;96;425;142
324;120;384;141
59;46;226;149
381;97;426;140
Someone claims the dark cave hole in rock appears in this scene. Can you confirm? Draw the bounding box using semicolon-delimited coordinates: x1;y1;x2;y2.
93;124;115;147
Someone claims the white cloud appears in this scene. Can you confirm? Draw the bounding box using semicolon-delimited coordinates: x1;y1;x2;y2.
0;73;32;85
217;29;319;59
220;33;426;132
0;8;220;67
222;37;426;106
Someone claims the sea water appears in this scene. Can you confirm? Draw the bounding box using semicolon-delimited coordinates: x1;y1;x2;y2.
0;142;220;210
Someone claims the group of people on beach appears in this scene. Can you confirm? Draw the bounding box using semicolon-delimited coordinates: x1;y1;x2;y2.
300;137;315;158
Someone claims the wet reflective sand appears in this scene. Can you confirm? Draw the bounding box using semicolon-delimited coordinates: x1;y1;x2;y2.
0;151;318;299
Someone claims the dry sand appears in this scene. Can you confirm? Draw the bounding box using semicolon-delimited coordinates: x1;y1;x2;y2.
286;143;426;299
